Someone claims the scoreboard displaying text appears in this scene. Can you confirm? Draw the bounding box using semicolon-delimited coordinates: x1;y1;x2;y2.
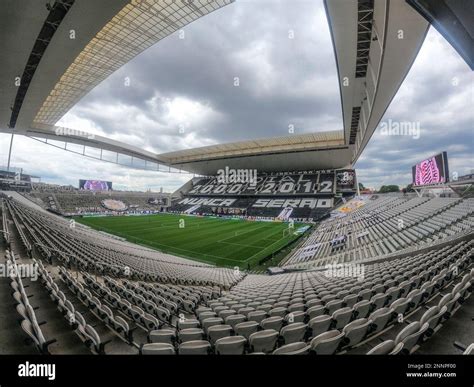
188;170;356;196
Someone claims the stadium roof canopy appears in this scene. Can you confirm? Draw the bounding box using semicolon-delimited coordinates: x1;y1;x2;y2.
3;0;467;176
159;130;350;174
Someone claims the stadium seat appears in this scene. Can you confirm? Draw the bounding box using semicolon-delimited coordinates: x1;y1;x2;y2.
225;314;246;329
394;322;429;354
370;293;388;310
149;329;176;345
219;309;237;319
179;328;205;343
141;343;176;355
84;325;111;355
390;297;411;316
178;319;200;330
234;321;259;339
20;320;57;354
198;311;217;322
307;305;326;319
282;322;307;343
332;307;353;329
342;318;370;346
202;317;224;334
215;336;247;355
438;292;461;316
269;307;287;318
247;310;267;323
463;343;474;355
273;342;310;355
261;316;284;331
368;308;392;334
407;289;424;309
249;330;279;353
353;300;371;319
326;299;344;315
179;340;212;355
207;324;233;345
310;330;344;354
367;340;404;355
419;306;447;337
308;315;333;338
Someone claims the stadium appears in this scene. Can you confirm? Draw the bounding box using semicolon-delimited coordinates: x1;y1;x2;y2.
0;0;473;383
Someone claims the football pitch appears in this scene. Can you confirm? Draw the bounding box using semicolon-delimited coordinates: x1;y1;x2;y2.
76;213;307;269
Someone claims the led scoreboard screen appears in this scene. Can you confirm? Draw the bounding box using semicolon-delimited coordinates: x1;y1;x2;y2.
187;171;357;196
79;179;112;191
412;152;449;186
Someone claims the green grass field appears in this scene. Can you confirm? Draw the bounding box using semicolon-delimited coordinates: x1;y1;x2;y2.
75;213;307;269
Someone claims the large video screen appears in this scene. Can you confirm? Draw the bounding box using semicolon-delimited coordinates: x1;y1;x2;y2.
412;152;449;186
79;179;112;191
188;171;336;196
336;169;357;192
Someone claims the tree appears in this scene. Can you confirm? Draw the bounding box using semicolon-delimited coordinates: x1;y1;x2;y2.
358;182;365;190
379;185;400;193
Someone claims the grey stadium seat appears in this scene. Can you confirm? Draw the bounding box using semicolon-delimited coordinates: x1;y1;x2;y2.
308;315;332;338
178;318;200;330
269;307;287;318
249;329;279;353
369;307;392;334
326;299;344;315
367;340;404;355
310;330;344;354
179;340;212;355
280;322;307;344
225;314;246;329
247;310;267;323
219;309;237;320
464;343;474;355
149;328;176;345
342;318;370;346
390;297;411;316
438;292;461;315
332;307;353;330
420;306;447;337
234;321;259;339
307;305;326;319
273;342;310;355
261;316;284;331
353;300;372;319
370;293;388;310
215;336;247;355
394;322;429;354
141;343;176;355
202;317;224;334
179;328;204;343
207;324;233;345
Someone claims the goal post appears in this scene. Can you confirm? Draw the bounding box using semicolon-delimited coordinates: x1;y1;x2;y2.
283;228;293;238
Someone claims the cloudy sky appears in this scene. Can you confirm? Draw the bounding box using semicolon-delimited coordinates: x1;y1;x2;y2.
0;0;472;191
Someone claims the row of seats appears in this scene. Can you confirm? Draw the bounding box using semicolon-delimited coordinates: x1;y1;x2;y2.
5;198;243;288
285;196;473;267
33;259;116;354
7;250;56;354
